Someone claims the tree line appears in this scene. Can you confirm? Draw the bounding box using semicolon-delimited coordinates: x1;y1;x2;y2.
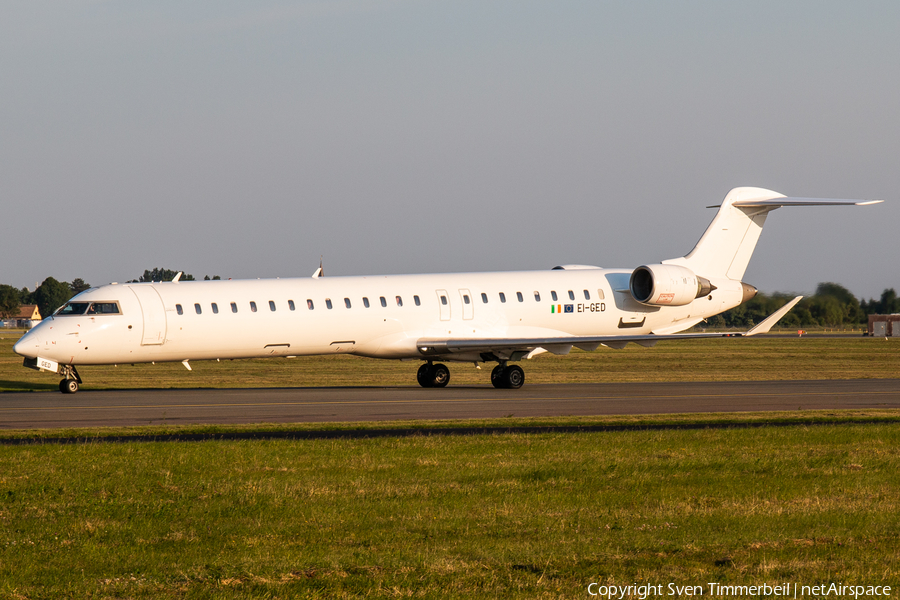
1;272;896;328
0;269;219;321
710;283;899;329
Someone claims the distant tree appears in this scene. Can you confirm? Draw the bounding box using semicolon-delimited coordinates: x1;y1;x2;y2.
69;278;91;295
715;282;879;329
138;268;195;282
203;275;222;280
0;284;21;319
861;288;899;315
880;288;899;314
32;277;74;319
814;282;864;324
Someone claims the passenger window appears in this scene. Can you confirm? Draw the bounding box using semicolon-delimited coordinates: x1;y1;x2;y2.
325;299;333;309
307;299;314;310
551;291;558;302
250;301;257;312
499;292;506;303
414;295;421;306
176;304;183;315
380;296;387;307
269;301;276;311
568;290;575;301
345;298;351;309
363;297;370;308
533;291;541;302
396;296;403;307
463;294;470;304
231;302;238;313
288;300;295;311
195;303;202;315
597;289;605;300
440;295;448;306
211;303;218;314
481;293;488;303
583;290;590;300
516;292;523;302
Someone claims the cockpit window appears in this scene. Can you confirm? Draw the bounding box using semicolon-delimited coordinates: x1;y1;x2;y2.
56;302;90;316
56;302;121;316
88;302;121;315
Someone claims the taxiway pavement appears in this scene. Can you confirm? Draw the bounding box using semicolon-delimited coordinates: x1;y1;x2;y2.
1;379;898;429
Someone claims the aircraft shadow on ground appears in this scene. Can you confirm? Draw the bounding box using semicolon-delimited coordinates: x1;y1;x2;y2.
0;380;57;392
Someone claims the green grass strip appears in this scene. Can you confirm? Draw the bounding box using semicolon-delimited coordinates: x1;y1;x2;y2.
1;420;898;598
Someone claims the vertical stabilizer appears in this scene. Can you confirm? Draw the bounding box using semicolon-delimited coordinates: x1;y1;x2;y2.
663;187;783;280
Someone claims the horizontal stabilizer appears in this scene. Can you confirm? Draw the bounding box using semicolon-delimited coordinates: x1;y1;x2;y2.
729;197;884;208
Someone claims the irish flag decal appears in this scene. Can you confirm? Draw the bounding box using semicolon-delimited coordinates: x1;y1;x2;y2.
551;304;574;314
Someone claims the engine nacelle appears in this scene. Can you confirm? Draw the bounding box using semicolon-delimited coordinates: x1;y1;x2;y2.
629;264;714;307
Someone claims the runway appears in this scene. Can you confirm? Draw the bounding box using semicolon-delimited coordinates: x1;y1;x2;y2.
1;379;898;429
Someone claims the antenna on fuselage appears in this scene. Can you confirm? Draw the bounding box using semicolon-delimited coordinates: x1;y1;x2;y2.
311;257;323;278
172;272;182;282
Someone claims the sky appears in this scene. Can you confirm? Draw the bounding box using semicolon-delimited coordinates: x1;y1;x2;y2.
2;1;898;300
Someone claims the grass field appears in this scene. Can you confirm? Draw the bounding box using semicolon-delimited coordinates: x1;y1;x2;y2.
1;332;898;598
1;332;897;392
1;421;899;598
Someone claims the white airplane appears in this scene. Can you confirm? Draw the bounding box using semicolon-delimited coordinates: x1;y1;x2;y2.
14;187;881;393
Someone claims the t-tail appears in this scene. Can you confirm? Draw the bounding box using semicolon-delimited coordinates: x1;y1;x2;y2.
627;187;882;310
671;186;880;280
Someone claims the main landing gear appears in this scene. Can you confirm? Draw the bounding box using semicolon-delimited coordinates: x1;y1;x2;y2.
58;365;82;394
417;362;450;388
415;361;525;389
491;364;525;389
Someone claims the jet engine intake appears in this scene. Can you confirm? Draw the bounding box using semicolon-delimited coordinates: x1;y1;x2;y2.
629;264;715;307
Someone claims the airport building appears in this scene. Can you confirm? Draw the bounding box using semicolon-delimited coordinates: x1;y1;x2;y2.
868;314;900;337
1;305;42;329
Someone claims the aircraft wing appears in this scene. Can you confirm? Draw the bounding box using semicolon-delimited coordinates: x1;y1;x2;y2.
418;296;802;358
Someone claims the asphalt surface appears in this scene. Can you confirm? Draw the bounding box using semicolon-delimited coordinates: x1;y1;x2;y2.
1;379;898;429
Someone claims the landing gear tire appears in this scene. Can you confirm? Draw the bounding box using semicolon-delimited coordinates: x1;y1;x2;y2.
59;379;79;394
491;365;505;389
417;363;450;388
502;365;525;389
417;363;434;388
430;364;450;388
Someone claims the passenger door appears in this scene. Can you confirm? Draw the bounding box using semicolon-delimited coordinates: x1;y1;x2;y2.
128;286;167;345
459;289;474;320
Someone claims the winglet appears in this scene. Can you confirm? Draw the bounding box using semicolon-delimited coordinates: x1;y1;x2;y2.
745;296;803;336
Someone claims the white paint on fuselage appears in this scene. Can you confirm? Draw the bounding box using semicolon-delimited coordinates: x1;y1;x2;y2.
15;268;745;367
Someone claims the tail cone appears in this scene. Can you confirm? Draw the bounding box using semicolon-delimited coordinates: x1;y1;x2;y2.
741;282;758;304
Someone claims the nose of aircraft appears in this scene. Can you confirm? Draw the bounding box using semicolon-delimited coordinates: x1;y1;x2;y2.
13;331;40;359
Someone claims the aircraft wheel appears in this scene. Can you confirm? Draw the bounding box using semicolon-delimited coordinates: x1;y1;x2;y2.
503;365;525;389
431;364;450;388
417;363;434;388
60;379;79;394
491;365;506;389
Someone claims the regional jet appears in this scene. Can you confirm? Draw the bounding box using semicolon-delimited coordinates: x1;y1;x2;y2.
14;187;882;393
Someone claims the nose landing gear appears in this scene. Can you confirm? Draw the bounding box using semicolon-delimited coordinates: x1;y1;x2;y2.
58;365;82;394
